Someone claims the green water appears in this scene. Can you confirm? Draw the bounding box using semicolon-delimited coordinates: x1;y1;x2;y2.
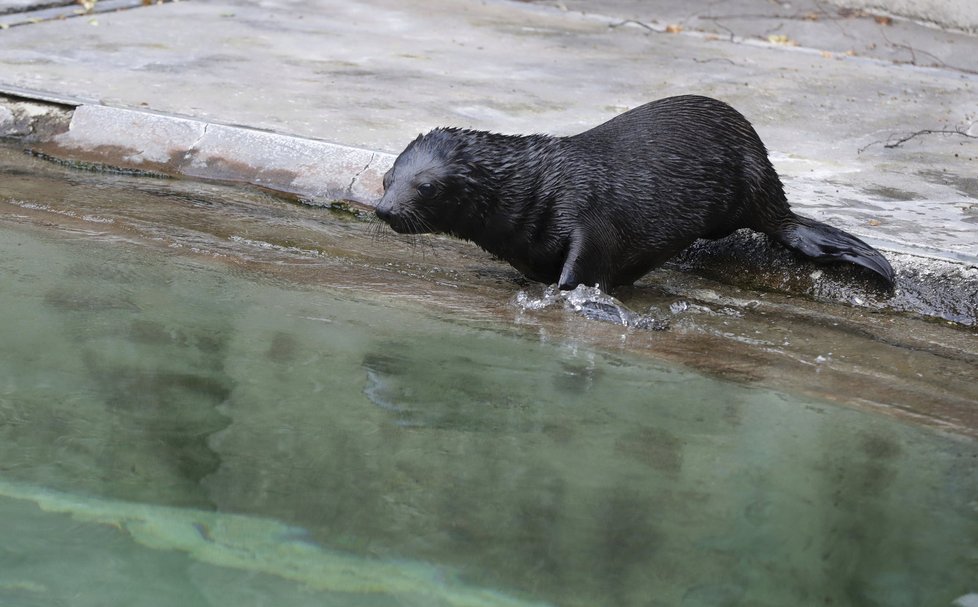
0;223;976;607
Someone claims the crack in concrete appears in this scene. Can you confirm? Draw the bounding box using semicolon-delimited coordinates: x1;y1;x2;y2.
0;0;170;29
858;125;978;153
347;152;375;195
0;1;73;18
582;2;978;77
195;122;210;148
182;121;209;164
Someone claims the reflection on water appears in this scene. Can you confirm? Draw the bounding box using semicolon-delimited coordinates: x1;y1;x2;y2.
0;223;976;607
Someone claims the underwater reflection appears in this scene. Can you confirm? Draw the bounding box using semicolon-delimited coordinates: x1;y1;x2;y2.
354;332;977;607
0;219;975;607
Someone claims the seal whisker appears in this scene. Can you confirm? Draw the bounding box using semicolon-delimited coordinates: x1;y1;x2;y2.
367;217;392;244
404;212;437;255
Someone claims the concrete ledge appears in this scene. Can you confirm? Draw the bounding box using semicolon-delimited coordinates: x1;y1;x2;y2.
0;93;72;140
183;123;390;203
23;101;393;204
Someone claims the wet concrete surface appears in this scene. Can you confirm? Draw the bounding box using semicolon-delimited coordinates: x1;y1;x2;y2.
0;2;975;398
0;0;975;308
2;144;975;438
0;0;975;257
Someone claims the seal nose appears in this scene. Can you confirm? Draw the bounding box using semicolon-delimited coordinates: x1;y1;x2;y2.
375;200;394;223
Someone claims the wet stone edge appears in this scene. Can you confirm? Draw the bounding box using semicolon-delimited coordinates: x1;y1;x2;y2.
1;94;975;327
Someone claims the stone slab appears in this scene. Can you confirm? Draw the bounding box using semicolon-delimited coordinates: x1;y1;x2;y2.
35;103;390;202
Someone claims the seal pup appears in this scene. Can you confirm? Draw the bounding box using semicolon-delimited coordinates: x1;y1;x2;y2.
375;95;895;291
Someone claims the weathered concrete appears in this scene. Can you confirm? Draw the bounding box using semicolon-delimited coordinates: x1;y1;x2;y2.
556;0;978;72
1;0;974;258
0;93;70;139
829;0;978;33
24;103;387;200
0;0;72;13
0;0;975;319
0;0;148;28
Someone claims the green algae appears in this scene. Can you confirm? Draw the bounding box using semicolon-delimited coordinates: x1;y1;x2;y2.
0;479;549;607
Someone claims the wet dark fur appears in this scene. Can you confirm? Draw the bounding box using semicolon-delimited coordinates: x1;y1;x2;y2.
375;95;895;291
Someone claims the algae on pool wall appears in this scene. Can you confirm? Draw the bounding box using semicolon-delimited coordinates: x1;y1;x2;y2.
0;479;548;607
0;223;976;607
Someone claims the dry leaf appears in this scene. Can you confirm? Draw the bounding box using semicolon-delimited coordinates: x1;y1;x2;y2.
820;50;833;59
767;34;797;46
867;219;881;226
874;15;893;26
665;24;683;34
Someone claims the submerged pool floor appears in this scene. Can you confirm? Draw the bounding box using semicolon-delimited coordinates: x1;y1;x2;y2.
0;146;976;606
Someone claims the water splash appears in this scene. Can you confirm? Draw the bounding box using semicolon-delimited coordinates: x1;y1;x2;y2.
513;285;668;331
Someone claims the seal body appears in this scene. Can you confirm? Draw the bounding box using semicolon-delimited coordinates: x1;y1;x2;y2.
375;95;895;290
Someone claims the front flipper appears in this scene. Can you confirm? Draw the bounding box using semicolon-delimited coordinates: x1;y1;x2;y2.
558;227;610;291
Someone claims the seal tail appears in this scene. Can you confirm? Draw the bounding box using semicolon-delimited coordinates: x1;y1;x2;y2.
771;215;896;286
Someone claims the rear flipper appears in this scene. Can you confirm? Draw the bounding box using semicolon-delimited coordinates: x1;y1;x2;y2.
771;215;896;286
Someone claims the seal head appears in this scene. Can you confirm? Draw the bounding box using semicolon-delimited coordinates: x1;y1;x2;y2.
375;130;483;235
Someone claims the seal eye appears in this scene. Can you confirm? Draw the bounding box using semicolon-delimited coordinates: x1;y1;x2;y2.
416;182;436;200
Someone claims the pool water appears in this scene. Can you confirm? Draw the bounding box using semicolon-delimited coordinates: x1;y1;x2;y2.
2;142;978;606
1;215;976;607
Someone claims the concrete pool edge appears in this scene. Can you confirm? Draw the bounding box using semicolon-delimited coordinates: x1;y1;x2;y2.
0;92;392;204
2;91;976;327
